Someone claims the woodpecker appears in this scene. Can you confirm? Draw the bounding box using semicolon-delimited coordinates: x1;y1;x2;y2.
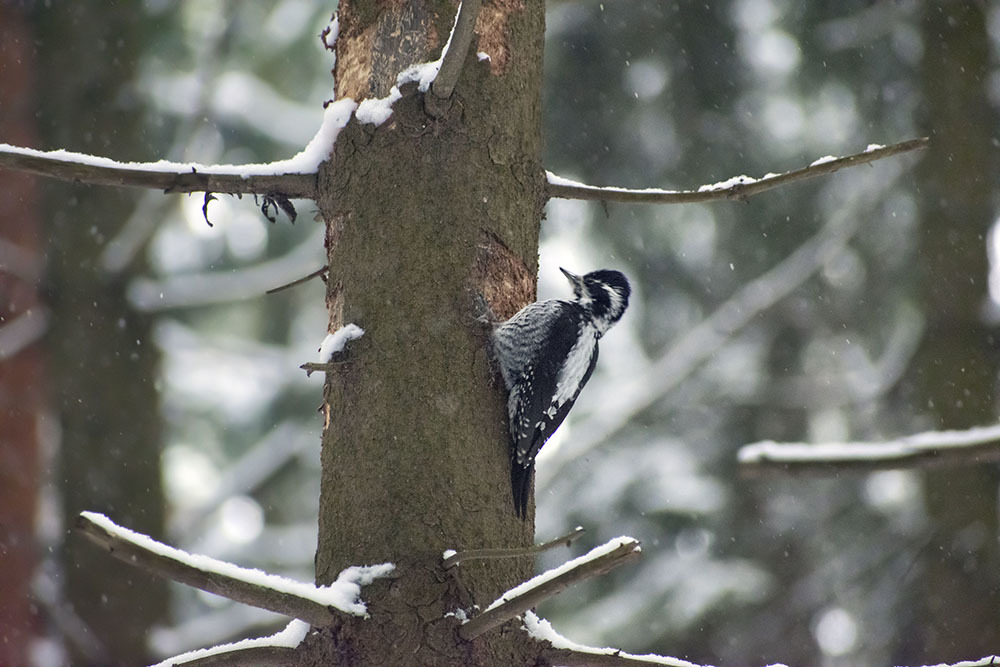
491;267;631;519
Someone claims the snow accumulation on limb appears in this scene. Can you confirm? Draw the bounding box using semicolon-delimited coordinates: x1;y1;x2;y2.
738;422;1000;472
0;99;356;197
529;611;997;667
459;537;641;640
77;512;393;626
545;137;928;205
150;619;308;667
318;323;365;362
301;323;365;376
525;611;716;667
919;657;1000;667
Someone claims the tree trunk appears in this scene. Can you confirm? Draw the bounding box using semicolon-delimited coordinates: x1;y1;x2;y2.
903;4;1000;664
308;1;547;663
34;6;169;664
0;6;44;664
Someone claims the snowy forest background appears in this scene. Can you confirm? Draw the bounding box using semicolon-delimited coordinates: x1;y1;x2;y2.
3;1;1000;666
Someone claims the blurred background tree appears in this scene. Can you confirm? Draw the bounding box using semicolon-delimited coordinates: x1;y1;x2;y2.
2;1;998;666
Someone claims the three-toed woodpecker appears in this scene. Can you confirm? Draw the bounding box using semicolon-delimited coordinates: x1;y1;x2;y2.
491;267;631;519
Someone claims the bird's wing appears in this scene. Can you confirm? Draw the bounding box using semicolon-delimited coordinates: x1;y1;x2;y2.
509;306;594;465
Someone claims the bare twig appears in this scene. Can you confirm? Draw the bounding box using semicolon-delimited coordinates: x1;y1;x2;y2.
443;527;585;568
266;265;329;294
431;0;483;100
300;359;346;376
738;423;1000;475
545;137;928;204
458;539;640;640
75;514;337;627
161;646;300;667
128;228;324;311
0;147;317;198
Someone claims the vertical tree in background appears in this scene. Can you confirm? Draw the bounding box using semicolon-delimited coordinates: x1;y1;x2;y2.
906;4;1000;662
0;6;44;666
36;6;168;664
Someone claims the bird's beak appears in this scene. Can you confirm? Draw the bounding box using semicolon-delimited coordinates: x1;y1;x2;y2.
559;267;581;284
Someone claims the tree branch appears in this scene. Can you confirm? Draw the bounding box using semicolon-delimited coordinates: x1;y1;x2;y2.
159;646;300;667
545;137;927;204
738;423;1000;474
431;0;483;100
128;228;324;312
75;513;338;627
0;145;317;198
443;527;585;568
300;359;347;376
539;172;882;480
266;265;329;294
458;539;640;640
537;648;702;667
524;611;711;667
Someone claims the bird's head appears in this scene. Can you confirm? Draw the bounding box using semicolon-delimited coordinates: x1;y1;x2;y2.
560;267;631;335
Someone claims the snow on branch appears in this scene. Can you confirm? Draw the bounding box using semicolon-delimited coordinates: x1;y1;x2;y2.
541;176;879;478
430;0;483;100
527;611;995;667
150;619;308;667
738;423;1000;473
442;526;585;568
526;612;711;667
919;657;1000;667
458;537;641;640
545;137;927;204
0;144;314;198
75;512;393;627
0;99;356;199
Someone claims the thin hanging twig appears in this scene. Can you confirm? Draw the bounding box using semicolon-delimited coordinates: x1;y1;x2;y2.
443;527;585;568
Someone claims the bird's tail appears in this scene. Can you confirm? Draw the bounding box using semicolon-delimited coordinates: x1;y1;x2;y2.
511;460;533;520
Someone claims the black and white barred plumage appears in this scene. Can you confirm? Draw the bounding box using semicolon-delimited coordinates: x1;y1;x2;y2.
491;268;631;519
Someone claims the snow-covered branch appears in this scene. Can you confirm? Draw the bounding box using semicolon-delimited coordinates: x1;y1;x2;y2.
459;537;641;640
738;423;1000;473
0;98;355;199
75;512;393;627
157;645;299;667
542;173;880;479
151;619;308;667
442;526;585;568
538;647;705;667
0;145;316;198
545;137;927;204
525;612;709;667
430;0;482;101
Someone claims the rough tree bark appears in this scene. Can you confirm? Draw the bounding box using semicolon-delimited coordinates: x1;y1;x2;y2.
305;1;548;664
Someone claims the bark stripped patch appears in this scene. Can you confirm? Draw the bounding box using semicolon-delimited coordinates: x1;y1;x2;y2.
336;27;375;102
475;0;524;75
472;229;534;321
